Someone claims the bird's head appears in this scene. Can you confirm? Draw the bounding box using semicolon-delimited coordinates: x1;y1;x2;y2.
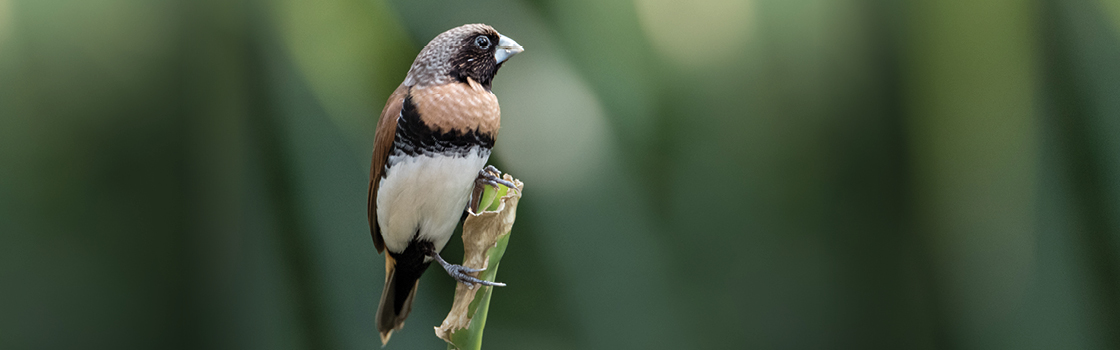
404;24;524;90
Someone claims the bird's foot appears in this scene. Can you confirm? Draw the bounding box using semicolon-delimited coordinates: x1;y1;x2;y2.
476;165;520;194
431;252;506;289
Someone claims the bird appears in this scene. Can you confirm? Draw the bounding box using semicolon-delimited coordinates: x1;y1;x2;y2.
367;23;523;346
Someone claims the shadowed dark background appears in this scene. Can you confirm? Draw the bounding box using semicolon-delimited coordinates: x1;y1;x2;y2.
2;0;1119;349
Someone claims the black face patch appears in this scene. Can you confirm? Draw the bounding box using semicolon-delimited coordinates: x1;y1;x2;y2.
448;32;502;89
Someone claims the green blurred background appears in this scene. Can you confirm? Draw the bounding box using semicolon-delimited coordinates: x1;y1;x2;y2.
2;0;1120;349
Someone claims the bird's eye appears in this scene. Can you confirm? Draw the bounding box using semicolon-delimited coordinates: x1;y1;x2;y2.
474;36;491;50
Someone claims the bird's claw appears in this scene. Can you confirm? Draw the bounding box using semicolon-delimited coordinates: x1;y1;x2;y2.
432;252;506;288
445;264;506;288
477;165;520;194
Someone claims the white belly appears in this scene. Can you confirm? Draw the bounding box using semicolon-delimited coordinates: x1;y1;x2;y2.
376;147;489;254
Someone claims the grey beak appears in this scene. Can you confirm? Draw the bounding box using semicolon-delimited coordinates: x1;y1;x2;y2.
495;34;523;64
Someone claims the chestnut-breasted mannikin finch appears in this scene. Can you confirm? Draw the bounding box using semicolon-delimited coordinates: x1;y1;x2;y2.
367;23;523;345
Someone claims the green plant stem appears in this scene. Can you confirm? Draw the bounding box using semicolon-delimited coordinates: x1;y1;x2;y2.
444;183;513;350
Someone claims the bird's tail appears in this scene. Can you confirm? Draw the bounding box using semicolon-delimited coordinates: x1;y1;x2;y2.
376;254;429;346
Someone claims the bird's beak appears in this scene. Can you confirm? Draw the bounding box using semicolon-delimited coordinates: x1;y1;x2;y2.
495;34;523;64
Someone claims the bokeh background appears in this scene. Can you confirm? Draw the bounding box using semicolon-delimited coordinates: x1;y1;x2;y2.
2;0;1120;349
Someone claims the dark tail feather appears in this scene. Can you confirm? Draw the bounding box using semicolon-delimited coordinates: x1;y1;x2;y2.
376;257;430;346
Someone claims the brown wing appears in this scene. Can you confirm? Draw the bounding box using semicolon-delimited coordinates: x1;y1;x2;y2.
369;85;408;253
